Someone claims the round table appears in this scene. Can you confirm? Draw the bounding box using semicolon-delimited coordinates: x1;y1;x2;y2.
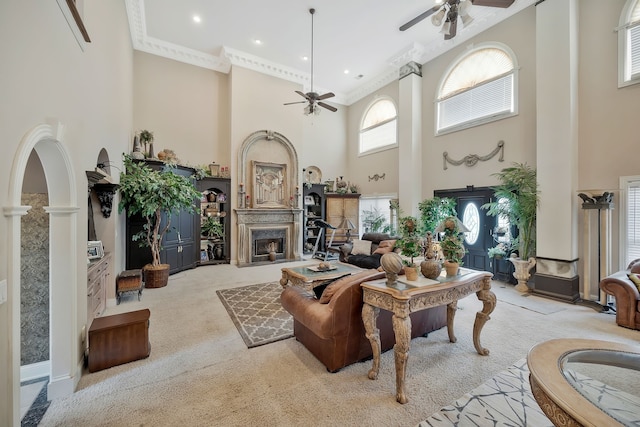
527;338;640;427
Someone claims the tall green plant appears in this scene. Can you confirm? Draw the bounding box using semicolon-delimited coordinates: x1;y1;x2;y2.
481;163;539;259
418;197;457;235
118;155;201;266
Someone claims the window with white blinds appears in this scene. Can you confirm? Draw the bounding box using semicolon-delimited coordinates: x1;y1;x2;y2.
619;0;640;86
359;98;398;155
626;179;640;265
436;44;517;135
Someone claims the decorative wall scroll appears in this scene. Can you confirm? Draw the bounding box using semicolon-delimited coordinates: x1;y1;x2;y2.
443;140;505;170
253;161;287;208
369;173;386;182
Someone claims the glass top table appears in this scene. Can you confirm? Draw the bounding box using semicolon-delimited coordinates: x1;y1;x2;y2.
279;262;363;289
528;338;640;427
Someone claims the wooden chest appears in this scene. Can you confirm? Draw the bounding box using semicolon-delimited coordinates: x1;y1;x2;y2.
88;309;151;372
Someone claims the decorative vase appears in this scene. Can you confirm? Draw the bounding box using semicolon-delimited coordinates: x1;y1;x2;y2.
509;256;537;292
420;259;442;279
405;266;419;281
268;251;276;262
444;260;459;277
214;245;224;260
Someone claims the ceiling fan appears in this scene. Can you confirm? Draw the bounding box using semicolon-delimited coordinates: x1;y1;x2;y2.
399;0;514;40
284;8;337;115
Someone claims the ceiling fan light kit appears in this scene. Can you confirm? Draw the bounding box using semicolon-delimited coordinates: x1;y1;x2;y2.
284;8;337;116
400;0;513;40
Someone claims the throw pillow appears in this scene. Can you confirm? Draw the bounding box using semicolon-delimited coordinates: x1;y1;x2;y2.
313;274;351;300
351;239;372;256
373;239;397;255
628;273;640;291
318;274;352;304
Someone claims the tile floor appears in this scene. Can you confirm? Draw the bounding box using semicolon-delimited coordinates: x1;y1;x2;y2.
20;377;49;426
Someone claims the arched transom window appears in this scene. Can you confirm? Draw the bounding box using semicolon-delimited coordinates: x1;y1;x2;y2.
359;98;398;155
619;0;640;87
436;44;517;134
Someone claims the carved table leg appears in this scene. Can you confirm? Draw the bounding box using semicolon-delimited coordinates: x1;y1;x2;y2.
279;270;289;288
362;303;381;380
392;311;411;404
473;277;496;356
447;300;458;343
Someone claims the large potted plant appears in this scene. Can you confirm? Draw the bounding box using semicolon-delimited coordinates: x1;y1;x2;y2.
418;196;457;236
396;216;422;281
482;162;539;292
118;155;201;288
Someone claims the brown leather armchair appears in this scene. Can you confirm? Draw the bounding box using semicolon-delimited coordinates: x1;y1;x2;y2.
280;269;447;372
599;259;640;330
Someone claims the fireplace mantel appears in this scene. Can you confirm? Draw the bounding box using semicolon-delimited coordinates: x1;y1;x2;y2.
235;208;303;267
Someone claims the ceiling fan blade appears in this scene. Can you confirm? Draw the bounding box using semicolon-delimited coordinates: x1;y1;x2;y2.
284;101;307;106
445;19;458;40
318;102;337;112
295;90;310;100
399;5;441;31
470;0;514;7
316;92;335;101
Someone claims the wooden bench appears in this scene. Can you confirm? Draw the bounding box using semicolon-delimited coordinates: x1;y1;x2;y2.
88;309;151;372
116;269;143;304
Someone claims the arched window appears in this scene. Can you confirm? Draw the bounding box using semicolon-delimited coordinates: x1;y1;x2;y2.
359;98;398;155
619;0;640;87
435;43;517;134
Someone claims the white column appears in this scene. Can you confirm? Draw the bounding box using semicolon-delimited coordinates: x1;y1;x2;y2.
398;62;422;217
44;206;80;399
534;0;581;300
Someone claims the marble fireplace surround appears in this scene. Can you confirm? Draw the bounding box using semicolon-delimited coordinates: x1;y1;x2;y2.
235;130;302;267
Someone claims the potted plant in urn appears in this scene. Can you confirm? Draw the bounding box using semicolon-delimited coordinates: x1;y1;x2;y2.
482;162;539;292
396;216;422;281
436;216;467;276
118;155;201;288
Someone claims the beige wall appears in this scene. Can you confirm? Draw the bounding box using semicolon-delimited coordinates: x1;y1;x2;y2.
0;0;133;423
133;52;230;168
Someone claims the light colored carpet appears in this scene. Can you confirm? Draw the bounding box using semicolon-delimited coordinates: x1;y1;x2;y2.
39;261;640;426
216;281;293;348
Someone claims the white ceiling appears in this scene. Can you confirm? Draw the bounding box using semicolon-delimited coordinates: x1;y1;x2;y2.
127;0;535;105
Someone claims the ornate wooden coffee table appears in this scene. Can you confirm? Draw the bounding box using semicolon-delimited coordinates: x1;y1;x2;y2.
279;262;362;290
361;269;495;404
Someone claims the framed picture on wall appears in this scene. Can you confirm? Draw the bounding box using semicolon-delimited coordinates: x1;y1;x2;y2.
304;195;315;205
87;241;104;260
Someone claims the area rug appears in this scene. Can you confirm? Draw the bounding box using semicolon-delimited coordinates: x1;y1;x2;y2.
216;281;293;348
418;358;554;427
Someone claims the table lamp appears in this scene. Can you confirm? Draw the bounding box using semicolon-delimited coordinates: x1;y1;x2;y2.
338;217;357;243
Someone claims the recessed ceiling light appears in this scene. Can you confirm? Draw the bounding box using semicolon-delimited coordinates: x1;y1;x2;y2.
193;15;201;23
301;56;309;61
344;70;350;74
254;39;263;45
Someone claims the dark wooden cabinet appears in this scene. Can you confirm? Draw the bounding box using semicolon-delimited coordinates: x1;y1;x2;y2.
196;177;231;264
88;309;150;372
303;184;326;254
124;160;198;274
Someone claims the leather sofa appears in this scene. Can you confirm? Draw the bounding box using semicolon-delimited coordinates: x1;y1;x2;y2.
280;269;447;372
338;232;399;269
599;258;640;330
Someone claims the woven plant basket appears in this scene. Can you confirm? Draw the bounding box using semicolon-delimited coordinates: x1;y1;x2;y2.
143;264;170;288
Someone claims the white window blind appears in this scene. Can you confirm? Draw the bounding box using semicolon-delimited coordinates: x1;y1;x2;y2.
630;22;640;78
438;74;513;131
360;99;397;154
627;181;640;264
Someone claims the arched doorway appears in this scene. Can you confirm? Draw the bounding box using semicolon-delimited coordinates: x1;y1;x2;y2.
5;123;79;425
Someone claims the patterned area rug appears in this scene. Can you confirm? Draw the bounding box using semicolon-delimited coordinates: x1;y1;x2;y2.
217;281;293;348
419;359;554;427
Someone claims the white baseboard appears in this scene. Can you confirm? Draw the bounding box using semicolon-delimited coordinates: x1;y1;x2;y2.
20;361;50;382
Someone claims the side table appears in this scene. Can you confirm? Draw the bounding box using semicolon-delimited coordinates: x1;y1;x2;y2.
361;270;495;404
